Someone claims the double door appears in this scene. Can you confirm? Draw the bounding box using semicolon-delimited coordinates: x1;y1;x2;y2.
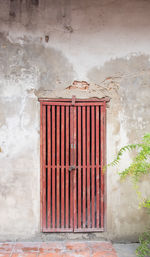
40;97;106;232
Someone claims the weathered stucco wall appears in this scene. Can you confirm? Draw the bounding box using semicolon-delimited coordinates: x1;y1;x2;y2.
0;0;150;242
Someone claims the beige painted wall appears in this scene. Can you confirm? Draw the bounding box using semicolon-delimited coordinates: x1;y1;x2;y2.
0;0;150;241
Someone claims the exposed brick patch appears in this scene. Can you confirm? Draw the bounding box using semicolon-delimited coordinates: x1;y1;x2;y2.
66;81;89;90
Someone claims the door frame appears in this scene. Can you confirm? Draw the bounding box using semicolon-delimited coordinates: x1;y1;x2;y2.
39;96;107;232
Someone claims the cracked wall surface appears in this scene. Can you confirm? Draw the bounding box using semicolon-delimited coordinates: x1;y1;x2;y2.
0;0;150;241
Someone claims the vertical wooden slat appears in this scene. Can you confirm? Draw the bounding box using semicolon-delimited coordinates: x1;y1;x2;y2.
87;106;91;228
78;107;81;228
103;102;106;230
91;106;95;228
73;107;77;229
100;104;105;228
52;106;55;228
61;106;65;228
40;103;43;231
42;105;46;229
96;106;100;228
70;106;74;228
56;106;60;228
47;106;51;228
66;106;69;228
82;106;86;228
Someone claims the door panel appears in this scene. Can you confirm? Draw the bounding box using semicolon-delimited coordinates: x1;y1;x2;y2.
40;98;106;232
41;105;73;232
73;105;104;232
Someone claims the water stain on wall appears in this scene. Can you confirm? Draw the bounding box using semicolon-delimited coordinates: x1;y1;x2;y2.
0;33;74;94
88;55;150;142
31;0;39;6
8;0;73;31
9;0;17;18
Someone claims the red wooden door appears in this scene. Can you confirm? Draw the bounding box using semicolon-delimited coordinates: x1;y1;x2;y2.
40;97;106;232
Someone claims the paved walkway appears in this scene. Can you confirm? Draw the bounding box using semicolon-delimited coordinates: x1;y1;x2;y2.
114;243;138;257
0;241;118;257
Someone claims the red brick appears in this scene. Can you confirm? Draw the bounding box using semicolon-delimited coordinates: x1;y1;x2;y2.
62;254;86;257
0;243;14;253
65;242;87;251
14;243;39;253
92;251;118;257
0;254;10;257
91;242;114;250
61;254;75;257
12;253;37;257
39;243;64;253
38;253;60;257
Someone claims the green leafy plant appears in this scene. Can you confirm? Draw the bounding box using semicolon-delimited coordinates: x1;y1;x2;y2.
108;133;150;257
136;230;150;257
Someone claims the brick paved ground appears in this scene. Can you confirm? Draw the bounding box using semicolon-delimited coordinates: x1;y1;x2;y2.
0;241;118;257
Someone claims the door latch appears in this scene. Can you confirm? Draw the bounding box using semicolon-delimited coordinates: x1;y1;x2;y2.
69;166;75;171
71;143;76;149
